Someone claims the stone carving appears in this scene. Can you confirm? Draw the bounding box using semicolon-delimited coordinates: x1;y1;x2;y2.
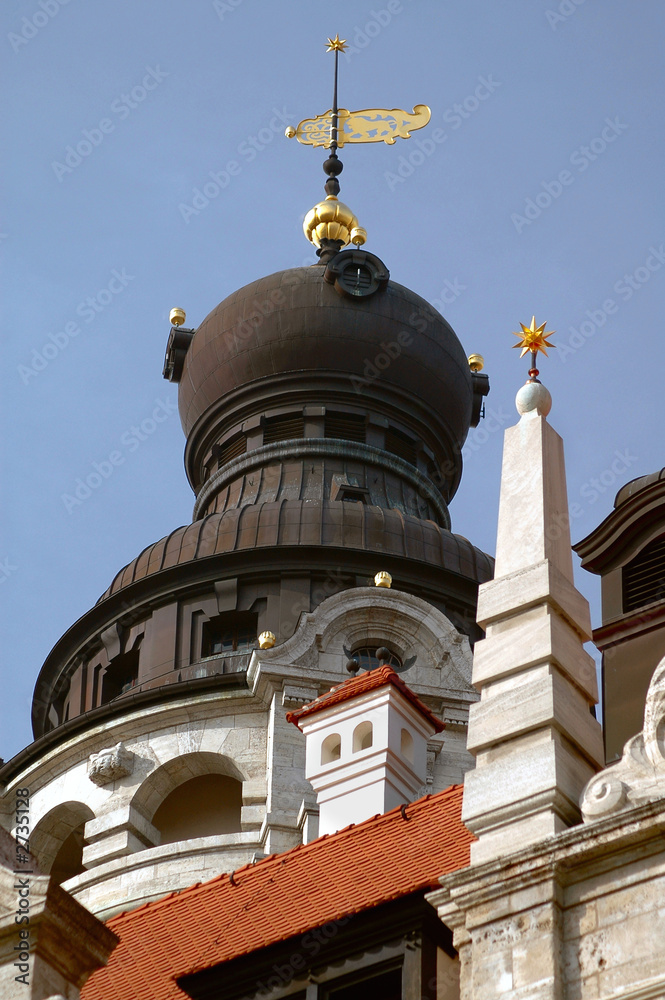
582;656;665;821
87;742;134;786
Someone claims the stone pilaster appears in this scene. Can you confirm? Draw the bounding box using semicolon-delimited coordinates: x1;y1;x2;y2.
462;382;604;864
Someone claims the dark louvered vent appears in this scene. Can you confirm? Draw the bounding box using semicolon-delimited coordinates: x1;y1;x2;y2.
622;535;665;612
216;433;246;467
263;414;305;444
324;412;366;443
385;427;418;466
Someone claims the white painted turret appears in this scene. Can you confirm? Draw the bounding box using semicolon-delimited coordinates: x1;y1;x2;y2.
287;666;444;838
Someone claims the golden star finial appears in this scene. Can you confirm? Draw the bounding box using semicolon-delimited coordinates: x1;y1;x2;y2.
512;316;556;359
326;34;347;53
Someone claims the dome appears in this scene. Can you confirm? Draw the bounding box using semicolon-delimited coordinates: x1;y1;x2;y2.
178;264;474;451
99;500;494;602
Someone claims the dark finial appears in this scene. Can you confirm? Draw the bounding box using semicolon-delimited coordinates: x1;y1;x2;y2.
323;152;343;197
346;657;360;675
376;647;391;665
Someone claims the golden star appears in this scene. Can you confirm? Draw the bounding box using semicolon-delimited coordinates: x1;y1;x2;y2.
512;316;556;358
326;34;347;53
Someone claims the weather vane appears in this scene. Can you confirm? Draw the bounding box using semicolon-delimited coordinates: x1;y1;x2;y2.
286;35;431;257
512;316;556;382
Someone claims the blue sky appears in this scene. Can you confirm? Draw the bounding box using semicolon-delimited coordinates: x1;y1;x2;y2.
3;0;665;761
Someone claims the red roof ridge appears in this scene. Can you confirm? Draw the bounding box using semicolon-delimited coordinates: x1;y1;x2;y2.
286;665;444;733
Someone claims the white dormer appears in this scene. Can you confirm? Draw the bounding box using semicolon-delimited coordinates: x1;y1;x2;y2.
287;666;444;837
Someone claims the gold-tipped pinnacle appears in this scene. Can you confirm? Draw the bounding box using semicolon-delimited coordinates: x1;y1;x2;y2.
468;353;484;372
169;307;186;328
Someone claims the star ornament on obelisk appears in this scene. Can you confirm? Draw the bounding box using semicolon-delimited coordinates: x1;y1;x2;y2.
512;316;556;382
285;35;431;257
512;316;556;419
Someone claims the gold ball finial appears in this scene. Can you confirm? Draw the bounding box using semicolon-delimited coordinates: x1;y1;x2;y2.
468;353;484;373
170;307;186;328
303;196;365;250
258;630;276;650
374;571;392;589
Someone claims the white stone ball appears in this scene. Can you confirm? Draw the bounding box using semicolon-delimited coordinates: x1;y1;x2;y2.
515;380;552;417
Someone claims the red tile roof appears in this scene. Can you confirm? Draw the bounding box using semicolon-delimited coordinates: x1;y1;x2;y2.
82;785;471;1000
286;665;445;733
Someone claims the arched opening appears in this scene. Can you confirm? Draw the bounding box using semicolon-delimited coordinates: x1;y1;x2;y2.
401;728;414;763
131;751;246;846
30;802;95;884
321;733;342;764
353;721;373;752
152;773;242;844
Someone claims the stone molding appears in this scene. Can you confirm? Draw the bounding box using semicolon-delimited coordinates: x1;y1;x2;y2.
582;655;665;821
87;742;134;786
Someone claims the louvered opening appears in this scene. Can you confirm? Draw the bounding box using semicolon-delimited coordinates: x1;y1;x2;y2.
385;427;418;466
216;433;246;467
342;263;373;295
263;414;305;444
324;412;366;443
622;535;665;612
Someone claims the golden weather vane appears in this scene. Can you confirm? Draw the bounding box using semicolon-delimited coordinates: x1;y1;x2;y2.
286;35;431;255
286;36;431;148
512;316;556;381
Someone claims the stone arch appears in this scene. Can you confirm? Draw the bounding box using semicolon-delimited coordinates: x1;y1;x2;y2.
131;751;245;844
30;801;95;883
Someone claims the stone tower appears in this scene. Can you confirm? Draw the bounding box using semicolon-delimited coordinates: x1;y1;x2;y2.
0;181;492;919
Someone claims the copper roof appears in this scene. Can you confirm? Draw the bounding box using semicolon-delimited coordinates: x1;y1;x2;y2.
99;500;493;602
178;266;473;442
82;785;471;1000
287;665;445;732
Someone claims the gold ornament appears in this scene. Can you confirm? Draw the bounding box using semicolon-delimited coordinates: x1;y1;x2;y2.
512;316;556;359
326;34;347;53
286;105;431;148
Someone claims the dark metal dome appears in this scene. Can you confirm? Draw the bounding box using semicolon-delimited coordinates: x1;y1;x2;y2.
178;265;475;496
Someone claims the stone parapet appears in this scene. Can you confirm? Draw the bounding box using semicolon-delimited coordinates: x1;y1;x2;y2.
430;799;665;1000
